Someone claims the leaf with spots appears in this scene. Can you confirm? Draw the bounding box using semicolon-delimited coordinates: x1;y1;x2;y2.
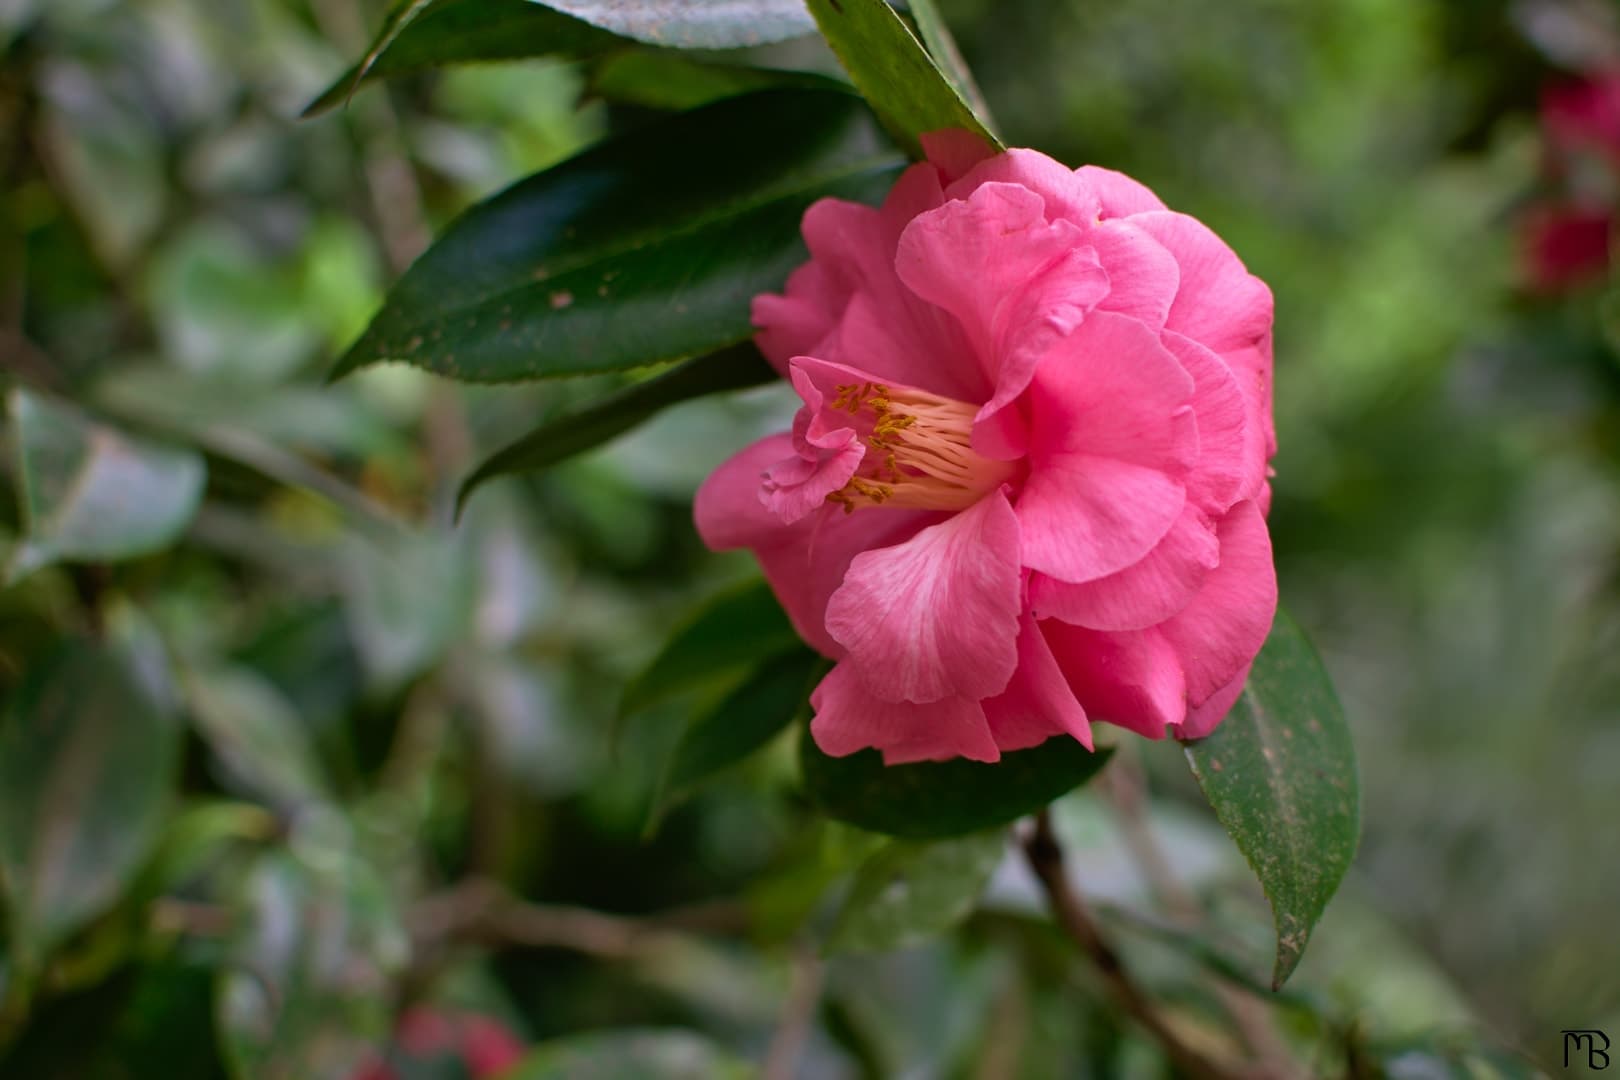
827;829;1005;952
1181;610;1360;989
329;88;902;383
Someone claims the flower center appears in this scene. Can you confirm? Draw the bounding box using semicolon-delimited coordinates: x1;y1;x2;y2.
824;381;1016;513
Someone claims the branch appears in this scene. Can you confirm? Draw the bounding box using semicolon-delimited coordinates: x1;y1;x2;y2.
1022;810;1246;1080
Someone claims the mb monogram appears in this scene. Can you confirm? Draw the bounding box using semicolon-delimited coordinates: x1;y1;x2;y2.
1565;1029;1612;1070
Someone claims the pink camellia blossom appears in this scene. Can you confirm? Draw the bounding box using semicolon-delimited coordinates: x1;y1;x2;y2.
1520;71;1620;292
353;1008;525;1080
695;133;1277;764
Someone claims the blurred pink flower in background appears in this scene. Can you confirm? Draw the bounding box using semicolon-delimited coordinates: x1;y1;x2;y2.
697;134;1277;764
354;1007;525;1080
1521;71;1620;291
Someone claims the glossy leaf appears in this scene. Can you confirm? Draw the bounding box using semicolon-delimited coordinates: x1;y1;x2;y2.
183;667;332;814
536;0;814;47
619;578;802;720
650;648;822;827
828;829;1005;952
904;0;995;129
506;1029;753;1079
457;343;776;516
330;89;902;383
1182;611;1360;989
801;731;1112;840
0;634;182;966
587;50;848;111
803;0;1000;158
304;0;621;117
7;389;205;583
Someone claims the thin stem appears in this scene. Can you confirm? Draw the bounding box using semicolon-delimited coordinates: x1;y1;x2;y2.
1101;759;1303;1079
1022;809;1244;1080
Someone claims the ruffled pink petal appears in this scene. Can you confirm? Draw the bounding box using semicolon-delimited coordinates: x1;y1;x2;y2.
946;148;1102;225
826;489;1023;704
752;261;846;377
1088;218;1180;332
982;611;1094;751
1158;500;1276;703
920;128;997;183
1162;331;1256;512
810;661;999;763
896;182;1105;433
1075;165;1167;219
1131;211;1273;357
1176;660;1250;740
1017;457;1187;585
695;434;938;655
1028;505;1219;630
1045;621;1186;739
760;364;865;524
1027;310;1197;468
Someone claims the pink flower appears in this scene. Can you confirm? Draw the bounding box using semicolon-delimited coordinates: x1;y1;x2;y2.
1519;71;1620;292
355;1008;526;1079
696;133;1277;763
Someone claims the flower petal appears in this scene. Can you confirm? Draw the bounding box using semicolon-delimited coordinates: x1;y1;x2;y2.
810;661;999;763
1088;218;1180;332
826;488;1023;703
1162;330;1255;512
1017;457;1187;584
1159;499;1277;704
920;128;997;183
1045;621;1186;739
1176;660;1250;740
1132;211;1273;355
947;148;1102;224
695;434;938;655
983;611;1093;751
1076;165;1167;219
1028;505;1219;630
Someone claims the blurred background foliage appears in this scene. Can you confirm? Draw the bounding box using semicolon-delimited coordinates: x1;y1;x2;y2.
0;0;1616;1075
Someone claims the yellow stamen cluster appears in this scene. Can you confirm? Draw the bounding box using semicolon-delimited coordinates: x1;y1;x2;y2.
823;381;1013;513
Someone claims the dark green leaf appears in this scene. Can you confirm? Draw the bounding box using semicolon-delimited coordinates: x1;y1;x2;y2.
506;1029;752;1079
457;342;775;516
801;730;1112;839
619;578;802;720
803;0;1000;158
828;829;1005;952
587;50;848;111
903;0;995;129
650;648;821;827
535;0;814;47
183;667;332;814
0;631;182;967
304;0;622;117
7;389;205;583
1181;610;1360;989
330;88;901;383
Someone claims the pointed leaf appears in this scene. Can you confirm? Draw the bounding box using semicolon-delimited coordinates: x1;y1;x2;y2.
457;342;775;516
0;630;182;966
801;731;1112;839
828;829;1005;952
904;0;995;129
803;0;1000;158
7;389;205;583
329;88;902;383
1181;610;1360;989
650;648;822;826
621;578;802;719
586;50;848;111
304;0;621;117
183;667;333;814
535;0;814;47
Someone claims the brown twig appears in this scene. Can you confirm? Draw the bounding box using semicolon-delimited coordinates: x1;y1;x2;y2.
1101;758;1303;1079
762;943;823;1080
1022;809;1245;1080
